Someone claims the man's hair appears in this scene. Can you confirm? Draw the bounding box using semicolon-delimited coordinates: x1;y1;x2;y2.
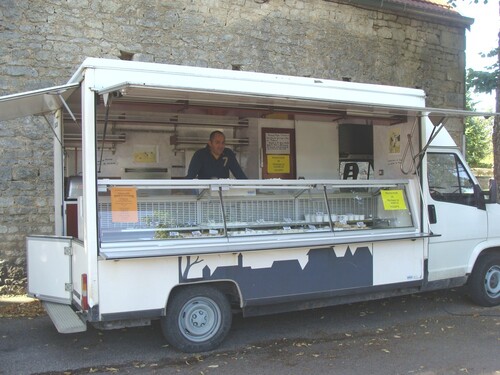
209;130;225;141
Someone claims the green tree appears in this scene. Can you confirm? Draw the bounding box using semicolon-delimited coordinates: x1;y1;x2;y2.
460;0;500;183
464;94;493;167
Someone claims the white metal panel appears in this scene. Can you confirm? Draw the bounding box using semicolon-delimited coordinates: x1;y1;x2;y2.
85;57;426;109
27;235;73;304
81;67;100;308
71;240;87;309
428;201;487;280
426;119;457;147
98;257;179;315
373;240;424;285
296;121;339;179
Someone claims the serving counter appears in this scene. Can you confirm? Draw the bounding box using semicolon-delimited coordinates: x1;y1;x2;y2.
95;179;426;259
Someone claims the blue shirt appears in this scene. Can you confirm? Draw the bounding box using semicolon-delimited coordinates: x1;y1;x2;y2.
186;146;247;179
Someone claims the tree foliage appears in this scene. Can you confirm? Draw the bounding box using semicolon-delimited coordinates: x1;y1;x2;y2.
464;110;493;167
467;47;499;95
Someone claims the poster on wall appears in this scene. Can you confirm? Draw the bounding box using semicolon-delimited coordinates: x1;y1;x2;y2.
133;145;158;163
388;127;402;168
266;155;290;174
261;128;296;179
265;133;291;154
389;128;401;154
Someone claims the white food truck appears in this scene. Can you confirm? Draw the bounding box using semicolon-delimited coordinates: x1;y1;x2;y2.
1;58;499;352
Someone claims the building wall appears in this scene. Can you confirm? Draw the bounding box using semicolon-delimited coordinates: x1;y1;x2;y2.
0;0;467;274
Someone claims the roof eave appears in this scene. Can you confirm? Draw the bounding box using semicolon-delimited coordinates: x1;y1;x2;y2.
328;0;474;28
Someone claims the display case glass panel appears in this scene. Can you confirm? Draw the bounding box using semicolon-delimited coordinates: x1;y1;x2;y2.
96;180;416;244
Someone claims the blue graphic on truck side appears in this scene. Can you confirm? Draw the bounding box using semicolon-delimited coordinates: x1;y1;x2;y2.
178;245;373;300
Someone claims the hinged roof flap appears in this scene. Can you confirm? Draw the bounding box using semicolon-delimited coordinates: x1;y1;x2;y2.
0;83;79;121
97;82;498;121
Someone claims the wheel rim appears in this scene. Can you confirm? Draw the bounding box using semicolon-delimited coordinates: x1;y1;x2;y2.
484;265;500;299
178;296;222;343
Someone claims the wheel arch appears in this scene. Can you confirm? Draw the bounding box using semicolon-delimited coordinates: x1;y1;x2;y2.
467;243;500;274
165;280;243;314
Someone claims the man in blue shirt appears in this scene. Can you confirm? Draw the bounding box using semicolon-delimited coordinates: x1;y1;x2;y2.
186;131;247;179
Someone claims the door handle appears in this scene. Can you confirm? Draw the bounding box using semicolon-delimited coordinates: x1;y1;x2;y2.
428;205;437;224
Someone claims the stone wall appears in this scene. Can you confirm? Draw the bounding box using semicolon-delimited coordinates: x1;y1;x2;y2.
0;0;468;286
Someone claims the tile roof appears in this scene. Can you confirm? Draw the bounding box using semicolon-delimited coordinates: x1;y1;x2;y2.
387;0;458;14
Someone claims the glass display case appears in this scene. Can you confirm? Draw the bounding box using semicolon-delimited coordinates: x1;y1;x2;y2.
96;179;417;246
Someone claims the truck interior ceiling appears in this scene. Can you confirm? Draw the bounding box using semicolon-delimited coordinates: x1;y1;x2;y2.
61;84;416;182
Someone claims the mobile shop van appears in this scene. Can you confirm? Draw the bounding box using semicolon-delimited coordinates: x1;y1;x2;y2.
1;58;499;353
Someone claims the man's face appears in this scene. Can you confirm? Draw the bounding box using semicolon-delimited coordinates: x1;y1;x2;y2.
208;133;225;158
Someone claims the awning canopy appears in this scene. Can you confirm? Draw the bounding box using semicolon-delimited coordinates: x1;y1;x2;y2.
97;83;498;126
0;81;497;125
0;83;79;121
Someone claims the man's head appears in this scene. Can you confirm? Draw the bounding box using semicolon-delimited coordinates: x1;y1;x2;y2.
208;131;225;159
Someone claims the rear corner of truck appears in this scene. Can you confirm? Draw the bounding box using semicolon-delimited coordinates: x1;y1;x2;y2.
26;235;88;334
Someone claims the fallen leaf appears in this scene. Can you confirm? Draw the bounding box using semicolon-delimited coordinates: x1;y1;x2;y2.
294;342;311;347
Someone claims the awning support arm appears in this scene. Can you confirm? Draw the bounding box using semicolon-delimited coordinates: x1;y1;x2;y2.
98;93;112;173
42;114;63;148
57;93;80;130
400;115;447;175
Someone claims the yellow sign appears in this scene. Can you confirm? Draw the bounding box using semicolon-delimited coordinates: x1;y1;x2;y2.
133;145;158;163
380;190;407;210
110;187;139;223
133;151;156;163
267;155;290;174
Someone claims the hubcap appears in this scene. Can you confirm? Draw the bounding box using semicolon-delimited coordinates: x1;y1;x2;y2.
179;297;221;342
484;265;500;299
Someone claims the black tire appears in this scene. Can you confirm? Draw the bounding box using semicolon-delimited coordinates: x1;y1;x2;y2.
161;285;232;353
468;253;500;307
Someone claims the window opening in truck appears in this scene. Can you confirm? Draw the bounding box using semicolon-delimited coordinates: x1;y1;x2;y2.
427;152;476;206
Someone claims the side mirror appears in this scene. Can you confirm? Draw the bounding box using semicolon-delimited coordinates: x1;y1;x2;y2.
474;184;486;210
489;179;498;204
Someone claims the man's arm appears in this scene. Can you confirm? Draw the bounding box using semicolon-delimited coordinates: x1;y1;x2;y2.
227;150;247;179
186;150;202;178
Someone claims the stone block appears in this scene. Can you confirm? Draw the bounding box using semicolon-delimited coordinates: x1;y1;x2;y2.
12;166;38;181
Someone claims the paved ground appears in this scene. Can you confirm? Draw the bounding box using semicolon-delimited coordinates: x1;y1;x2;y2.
1;288;499;375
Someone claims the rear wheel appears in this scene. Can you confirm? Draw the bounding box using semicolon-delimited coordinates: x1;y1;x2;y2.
468;253;500;307
161;285;232;353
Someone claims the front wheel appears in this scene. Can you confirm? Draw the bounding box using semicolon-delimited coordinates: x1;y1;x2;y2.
468;253;500;307
161;285;232;353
